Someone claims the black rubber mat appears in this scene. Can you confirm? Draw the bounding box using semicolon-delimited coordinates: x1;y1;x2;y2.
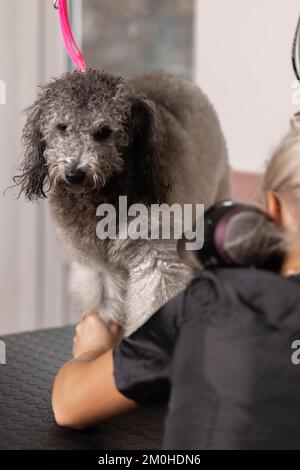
0;326;166;450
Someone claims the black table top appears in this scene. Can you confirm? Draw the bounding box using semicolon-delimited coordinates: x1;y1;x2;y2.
0;326;166;450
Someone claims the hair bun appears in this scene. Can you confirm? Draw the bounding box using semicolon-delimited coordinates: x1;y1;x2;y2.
224;210;285;272
177;201;286;274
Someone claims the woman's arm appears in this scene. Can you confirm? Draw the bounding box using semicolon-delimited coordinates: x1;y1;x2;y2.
52;313;138;429
52;349;137;429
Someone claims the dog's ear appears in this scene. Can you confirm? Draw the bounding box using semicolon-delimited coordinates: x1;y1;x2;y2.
14;96;48;201
130;95;171;204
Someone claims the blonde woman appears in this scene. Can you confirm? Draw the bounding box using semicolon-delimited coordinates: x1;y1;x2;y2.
52;119;300;449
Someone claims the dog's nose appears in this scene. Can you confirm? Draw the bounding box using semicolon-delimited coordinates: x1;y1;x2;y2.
65;168;86;185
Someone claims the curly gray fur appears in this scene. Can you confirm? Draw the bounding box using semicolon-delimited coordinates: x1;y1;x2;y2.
14;69;230;336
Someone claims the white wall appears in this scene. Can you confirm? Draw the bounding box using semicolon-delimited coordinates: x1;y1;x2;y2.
0;0;70;335
194;0;300;172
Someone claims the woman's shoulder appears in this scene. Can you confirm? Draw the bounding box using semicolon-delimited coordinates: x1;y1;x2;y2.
193;266;300;289
188;267;300;308
188;267;300;324
204;266;300;291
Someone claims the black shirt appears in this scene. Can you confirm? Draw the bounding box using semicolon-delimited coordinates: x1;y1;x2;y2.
113;268;300;449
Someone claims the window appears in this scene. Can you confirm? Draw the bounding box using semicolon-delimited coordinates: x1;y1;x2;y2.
82;0;195;78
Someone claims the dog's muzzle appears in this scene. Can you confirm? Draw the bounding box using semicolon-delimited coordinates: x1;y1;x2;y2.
65;167;86;185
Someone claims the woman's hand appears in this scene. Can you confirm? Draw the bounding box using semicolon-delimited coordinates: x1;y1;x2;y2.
53;316;135;428
72;312;122;359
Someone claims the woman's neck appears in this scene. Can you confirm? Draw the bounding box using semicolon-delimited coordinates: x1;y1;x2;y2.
282;250;300;277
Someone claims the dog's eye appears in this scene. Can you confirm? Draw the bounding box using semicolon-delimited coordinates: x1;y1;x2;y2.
93;126;112;142
57;123;68;133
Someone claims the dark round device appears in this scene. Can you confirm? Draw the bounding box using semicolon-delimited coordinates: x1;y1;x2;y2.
177;200;285;272
198;200;262;267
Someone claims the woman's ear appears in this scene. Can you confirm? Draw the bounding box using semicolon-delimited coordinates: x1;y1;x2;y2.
14;97;48;201
266;191;299;232
265;191;282;223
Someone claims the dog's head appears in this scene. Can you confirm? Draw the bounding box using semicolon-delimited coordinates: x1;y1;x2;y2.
14;69;170;204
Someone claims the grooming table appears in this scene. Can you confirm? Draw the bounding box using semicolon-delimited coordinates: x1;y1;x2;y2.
0;326;166;450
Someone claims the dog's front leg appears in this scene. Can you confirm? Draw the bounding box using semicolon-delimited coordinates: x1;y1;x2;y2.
124;242;194;336
69;262;128;327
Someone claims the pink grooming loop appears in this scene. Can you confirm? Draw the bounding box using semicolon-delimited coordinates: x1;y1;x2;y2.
56;0;86;71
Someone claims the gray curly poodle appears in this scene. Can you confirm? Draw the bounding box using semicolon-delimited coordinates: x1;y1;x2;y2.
15;69;230;336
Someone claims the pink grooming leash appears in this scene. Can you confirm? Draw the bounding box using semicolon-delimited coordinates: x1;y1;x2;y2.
54;0;87;72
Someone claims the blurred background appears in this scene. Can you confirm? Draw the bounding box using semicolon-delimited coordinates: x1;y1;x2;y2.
0;0;299;335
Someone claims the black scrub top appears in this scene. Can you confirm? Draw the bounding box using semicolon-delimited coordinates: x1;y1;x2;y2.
113;268;300;450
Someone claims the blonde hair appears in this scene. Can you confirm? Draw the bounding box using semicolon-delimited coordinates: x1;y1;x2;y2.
219;119;300;271
263;117;300;202
189;118;300;272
